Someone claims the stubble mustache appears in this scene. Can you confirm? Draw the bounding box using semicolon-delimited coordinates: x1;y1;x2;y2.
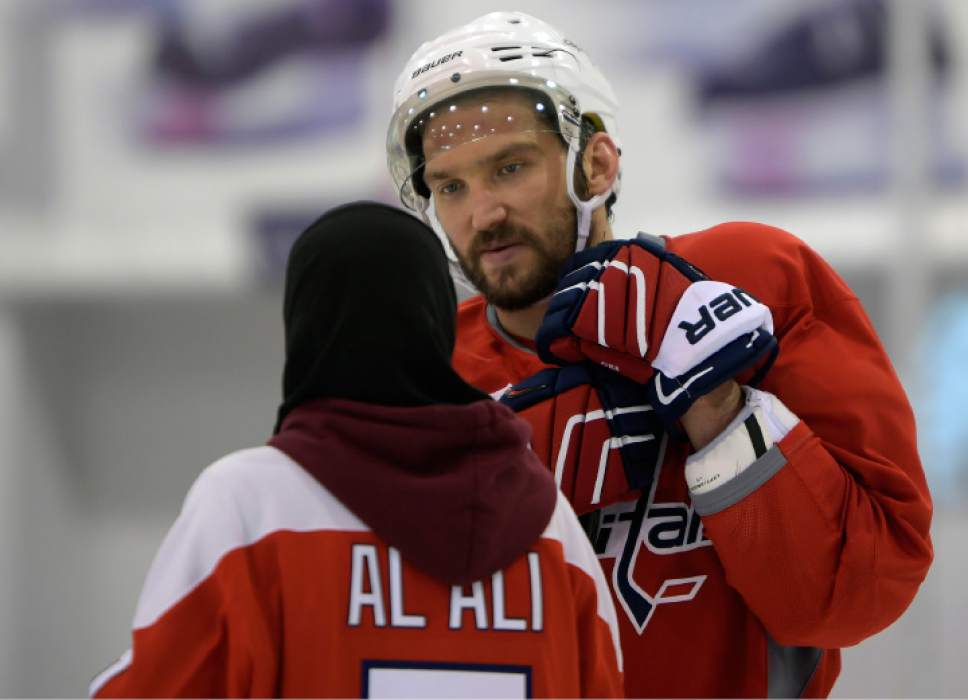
469;224;539;261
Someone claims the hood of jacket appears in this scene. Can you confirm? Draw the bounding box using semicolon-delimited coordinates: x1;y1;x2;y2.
269;396;557;586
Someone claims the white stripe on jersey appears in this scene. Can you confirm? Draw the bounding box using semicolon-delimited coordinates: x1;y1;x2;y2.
89;649;133;697
133;446;368;631
90;446;368;696
542;492;624;672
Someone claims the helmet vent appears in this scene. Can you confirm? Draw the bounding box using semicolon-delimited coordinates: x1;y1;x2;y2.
531;46;576;60
491;44;573;63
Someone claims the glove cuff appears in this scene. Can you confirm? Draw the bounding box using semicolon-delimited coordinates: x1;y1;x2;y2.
685;387;799;495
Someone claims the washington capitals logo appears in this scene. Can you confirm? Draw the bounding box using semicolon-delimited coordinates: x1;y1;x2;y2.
593;443;712;634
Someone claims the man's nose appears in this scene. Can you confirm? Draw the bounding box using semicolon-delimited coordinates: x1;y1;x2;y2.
470;189;508;232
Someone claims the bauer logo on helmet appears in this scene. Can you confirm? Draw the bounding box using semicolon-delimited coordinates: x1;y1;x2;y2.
411;51;464;80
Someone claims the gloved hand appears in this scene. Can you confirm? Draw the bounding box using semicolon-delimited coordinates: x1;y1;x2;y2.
536;234;778;429
499;363;664;515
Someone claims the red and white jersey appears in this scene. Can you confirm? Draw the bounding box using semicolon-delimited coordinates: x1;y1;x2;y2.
453;222;933;698
90;446;623;698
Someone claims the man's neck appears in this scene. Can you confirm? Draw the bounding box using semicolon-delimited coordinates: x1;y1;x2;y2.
493;301;550;341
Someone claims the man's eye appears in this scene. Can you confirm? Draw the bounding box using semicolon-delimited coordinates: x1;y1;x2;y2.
438;181;462;195
499;162;524;176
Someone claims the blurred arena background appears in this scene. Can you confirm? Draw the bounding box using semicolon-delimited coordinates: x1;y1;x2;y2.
0;0;966;695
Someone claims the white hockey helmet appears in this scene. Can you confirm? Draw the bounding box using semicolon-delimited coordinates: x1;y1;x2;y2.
387;11;621;253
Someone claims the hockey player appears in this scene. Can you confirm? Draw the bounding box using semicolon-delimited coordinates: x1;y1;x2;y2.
89;202;623;698
386;12;933;698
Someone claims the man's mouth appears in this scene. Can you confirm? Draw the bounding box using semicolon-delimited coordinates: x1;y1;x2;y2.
480;243;525;265
482;242;515;253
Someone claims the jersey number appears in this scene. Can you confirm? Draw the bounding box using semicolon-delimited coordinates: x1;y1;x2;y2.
362;660;532;698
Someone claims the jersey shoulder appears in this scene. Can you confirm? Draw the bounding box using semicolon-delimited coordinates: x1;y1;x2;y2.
665;221;856;310
131;447;369;631
186;446;368;545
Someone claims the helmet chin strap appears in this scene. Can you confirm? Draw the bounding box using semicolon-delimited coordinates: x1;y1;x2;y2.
417;207;479;296
565;146;613;253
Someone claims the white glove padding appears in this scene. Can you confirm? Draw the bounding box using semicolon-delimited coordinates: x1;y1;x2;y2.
652;281;774;378
685;387;799;495
646;281;778;428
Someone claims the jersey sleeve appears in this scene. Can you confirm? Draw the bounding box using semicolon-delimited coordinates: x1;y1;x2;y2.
673;223;933;648
90;460;281;698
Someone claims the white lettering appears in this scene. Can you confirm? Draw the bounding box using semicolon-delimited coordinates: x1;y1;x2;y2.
449;581;488;630
491;571;527;631
388;547;427;628
348;544;386;627
528;552;543;632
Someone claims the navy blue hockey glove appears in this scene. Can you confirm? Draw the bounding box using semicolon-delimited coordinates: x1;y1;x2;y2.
536;234;778;429
499;364;663;515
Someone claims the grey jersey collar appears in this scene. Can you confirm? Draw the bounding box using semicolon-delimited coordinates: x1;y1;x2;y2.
485;303;538;355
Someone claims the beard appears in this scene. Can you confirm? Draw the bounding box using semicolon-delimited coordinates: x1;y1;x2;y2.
455;207;577;311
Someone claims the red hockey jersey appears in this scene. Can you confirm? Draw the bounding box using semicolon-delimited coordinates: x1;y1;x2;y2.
91;400;623;698
452;222;933;698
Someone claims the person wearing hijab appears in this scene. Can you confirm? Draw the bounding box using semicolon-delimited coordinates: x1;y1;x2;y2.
89;202;623;699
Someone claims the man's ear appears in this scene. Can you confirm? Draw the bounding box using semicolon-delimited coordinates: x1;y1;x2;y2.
582;132;620;197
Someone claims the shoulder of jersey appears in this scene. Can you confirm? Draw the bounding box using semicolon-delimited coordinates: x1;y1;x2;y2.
190;445;368;536
665;221;842;307
128;447;368;633
670;221;806;259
